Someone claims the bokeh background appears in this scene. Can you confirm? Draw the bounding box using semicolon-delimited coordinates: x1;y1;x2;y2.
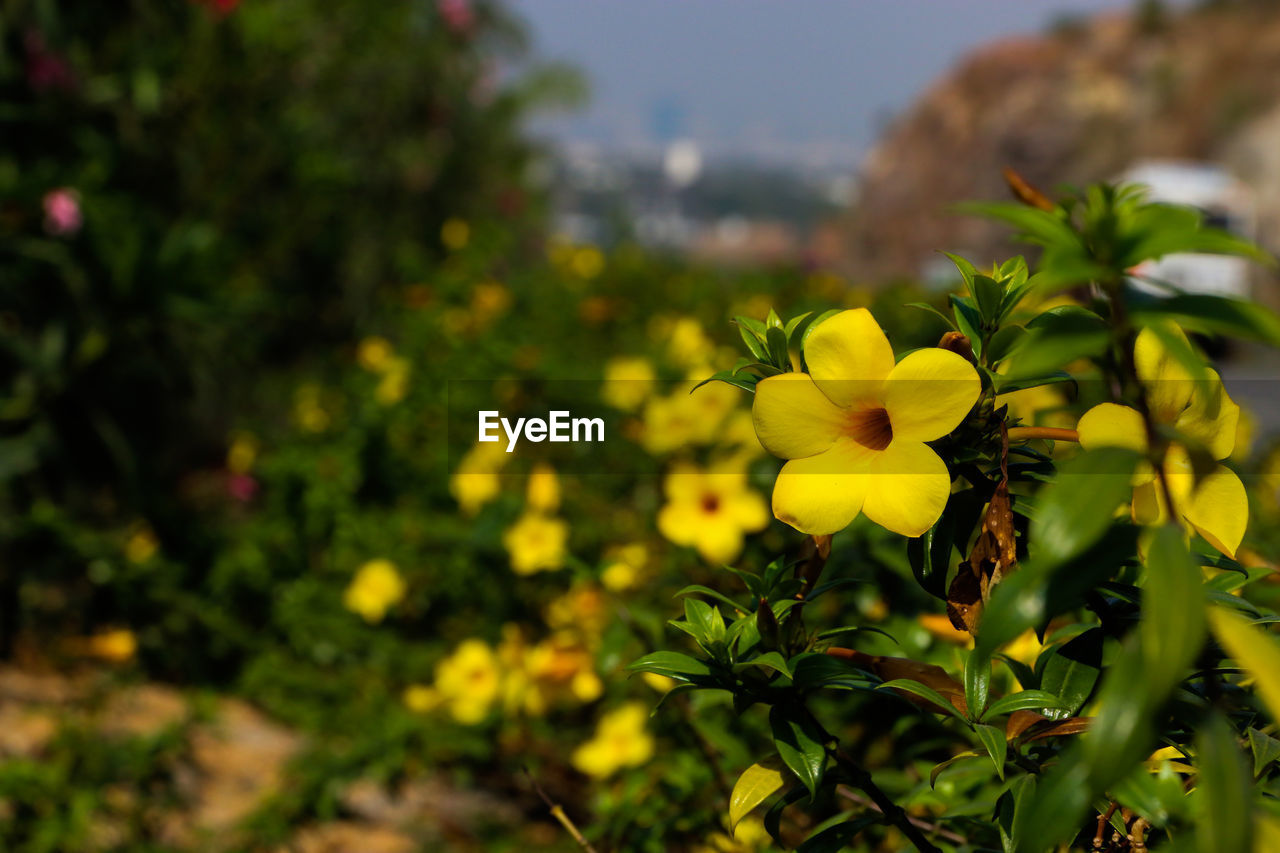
3;0;1280;850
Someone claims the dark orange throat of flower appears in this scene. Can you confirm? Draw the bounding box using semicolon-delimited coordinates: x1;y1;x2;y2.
700;493;721;514
843;407;893;451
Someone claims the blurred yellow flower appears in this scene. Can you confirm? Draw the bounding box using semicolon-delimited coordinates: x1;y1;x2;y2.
449;442;508;515
999;383;1072;430
434;639;502;725
503;513;568;575
919;613;972;647
523;631;604;711
601;543;649;592
546;583;608;641
751;308;979;537
226;432;259;474
293;384;331;432
640;381;738;455
694;817;770;852
601;357;657;411
125;525;159;564
441;217;470;251
402;684;440;714
374;356;411;405
1076;325;1246;557
571;702;654;778
343;559;406;624
470;281;511;326
526;463;561;513
84;629;138;663
641;672;677;693
1002;629;1044;667
663;316;716;369
356;336;394;372
571;246;605;280
657;461;769;564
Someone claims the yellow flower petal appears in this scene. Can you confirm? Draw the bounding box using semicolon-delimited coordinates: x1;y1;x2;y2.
1134;325;1193;423
1077;403;1150;455
802;308;894;408
770;438;872;535
1176;373;1239;461
1182;464;1247;558
861;440;951;537
1131;479;1167;526
751;373;845;459
880;348;980;442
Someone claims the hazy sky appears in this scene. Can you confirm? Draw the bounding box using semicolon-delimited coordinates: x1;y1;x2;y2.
511;0;1147;163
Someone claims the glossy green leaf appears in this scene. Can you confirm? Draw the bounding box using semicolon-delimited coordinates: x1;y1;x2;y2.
965;649;991;721
1004;305;1109;380
1038;628;1103;720
1196;712;1252;853
1033;447;1139;564
1247;728;1280;779
770;706;828;798
1141;527;1207;697
728;758;786;834
628;651;712;681
982;690;1068;720
974;723;1007;780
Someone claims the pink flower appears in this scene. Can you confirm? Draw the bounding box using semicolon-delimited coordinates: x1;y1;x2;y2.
439;0;474;36
194;0;241;15
43;188;82;236
227;473;259;503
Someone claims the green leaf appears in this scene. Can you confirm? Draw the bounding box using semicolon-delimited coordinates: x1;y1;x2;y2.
982;690;1069;720
684;597;725;646
942;251;979;289
905;302;957;331
1131;293;1280;348
790;653;876;691
795;816;879;853
907;507;955;601
1141;527;1207;697
1038;628;1104;720
675;585;747;616
1079;635;1157;789
876;679;966;722
769;706;828;798
986;324;1026;365
1033;447;1139;564
973;273;1004;326
1004;305;1109;380
1209;606;1280;723
728;759;787;834
628;651;712;682
1196;712;1252;853
692;369;761;394
763;785;808;846
735;651;792;680
951;295;983;357
736;322;770;362
964;649;991;721
930;751;981;788
1247;728;1280;779
766;325;790;370
974;723;1008;780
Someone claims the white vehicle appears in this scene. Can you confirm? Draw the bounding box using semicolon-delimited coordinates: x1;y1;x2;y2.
1121;161;1257;299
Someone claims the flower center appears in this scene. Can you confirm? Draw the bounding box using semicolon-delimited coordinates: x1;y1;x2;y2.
843;407;893;451
700;493;721;514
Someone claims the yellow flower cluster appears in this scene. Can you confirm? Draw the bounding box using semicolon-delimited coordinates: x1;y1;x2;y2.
293;383;332;432
548;238;605;282
601;356;656;412
503;464;569;575
449;441;508;516
356;336;411;405
343;559;406;624
570;702;654;779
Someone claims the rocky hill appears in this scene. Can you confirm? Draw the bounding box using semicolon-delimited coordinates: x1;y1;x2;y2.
841;1;1280;282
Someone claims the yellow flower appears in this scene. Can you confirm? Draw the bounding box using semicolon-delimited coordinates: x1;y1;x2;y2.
402;684;440;713
751;308;980;537
226;432;259;474
449;442;508;515
1002;629;1044;666
441;217;470;251
601;543;649;592
526;463;561;513
546;583;608;641
571;246;605;280
1076;325;1246;557
357;336;394;372
434;639;502;724
343;559;406;623
641;672;677;693
125;525;159;564
571;702;655;778
470;281;511;327
602;357;657;411
84;629;138;663
293;384;331;432
503;513;568;575
657;461;770;564
662;316;716;368
374;356;411;405
640;381;738;455
694;817;770;852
